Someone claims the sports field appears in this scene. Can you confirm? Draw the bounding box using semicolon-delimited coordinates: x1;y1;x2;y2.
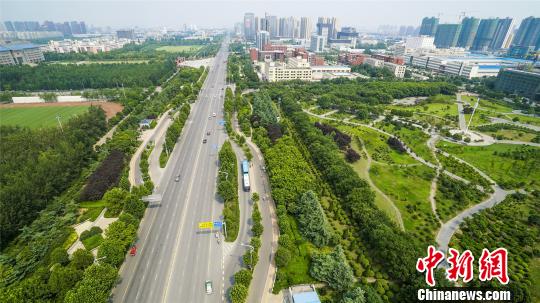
0;105;90;129
155;45;204;53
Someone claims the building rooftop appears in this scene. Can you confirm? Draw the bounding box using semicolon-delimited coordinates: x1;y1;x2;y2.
0;44;40;51
292;291;321;303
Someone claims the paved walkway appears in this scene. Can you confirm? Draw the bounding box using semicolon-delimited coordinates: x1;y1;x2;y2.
67;208;118;255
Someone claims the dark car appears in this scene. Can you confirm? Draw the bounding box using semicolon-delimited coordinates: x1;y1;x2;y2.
203;139;207;143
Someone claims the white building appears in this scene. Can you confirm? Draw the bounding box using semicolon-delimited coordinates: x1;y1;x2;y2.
46;38;132;54
405;36;435;50
384;62;406;78
0;44;44;65
263;57;312;82
310;35;326;53
256;30;270;50
364;57;384;67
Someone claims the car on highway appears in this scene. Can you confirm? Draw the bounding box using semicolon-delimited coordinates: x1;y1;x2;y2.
205;280;213;294
212;112;216;117
203;138;207;143
129;245;137;256
174;175;180;182
208;115;211;119
207;131;211;136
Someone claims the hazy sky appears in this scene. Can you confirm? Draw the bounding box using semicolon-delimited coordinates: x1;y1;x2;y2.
1;0;539;30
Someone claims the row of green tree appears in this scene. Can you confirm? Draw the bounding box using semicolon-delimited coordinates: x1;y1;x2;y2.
218;141;240;242
0;60;176;91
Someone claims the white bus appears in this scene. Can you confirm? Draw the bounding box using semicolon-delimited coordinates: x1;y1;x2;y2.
242;173;250;192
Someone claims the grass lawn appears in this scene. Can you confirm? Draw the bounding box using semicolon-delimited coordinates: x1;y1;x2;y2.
335;123;417;165
435;176;487;222
81;234;103;251
156;45;204;53
506;114;540;127
79;200;109;208
348;139;402;226
378;122;435;163
369;162;438;241
0;105;90;129
481;129;538;142
78;207;104;223
436;141;540;191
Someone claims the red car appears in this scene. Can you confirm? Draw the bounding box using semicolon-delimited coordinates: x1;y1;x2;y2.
130;245;137;256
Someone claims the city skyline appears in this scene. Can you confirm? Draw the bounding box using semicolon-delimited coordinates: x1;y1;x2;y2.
1;1;539;30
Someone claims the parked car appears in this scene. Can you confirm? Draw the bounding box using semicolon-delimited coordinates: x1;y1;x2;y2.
205;280;213;294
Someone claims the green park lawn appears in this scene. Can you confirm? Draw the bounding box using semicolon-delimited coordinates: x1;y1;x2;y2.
436;141;540;190
0;105;90;129
81;234;103;251
336;123;418;165
481;129;538;142
348;139;402;227
156;45;204;53
369;162;438;241
507;114;540;127
377;122;435;163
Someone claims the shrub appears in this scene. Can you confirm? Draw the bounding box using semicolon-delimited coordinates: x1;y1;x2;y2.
234;269;253;287
49;247;69;266
79;150;125;201
275;247;292;268
70;249;95;270
229;283;248;303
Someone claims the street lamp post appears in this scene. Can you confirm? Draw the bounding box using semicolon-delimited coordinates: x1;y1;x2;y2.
218;171;229;180
240;243;254;270
94;256;106;264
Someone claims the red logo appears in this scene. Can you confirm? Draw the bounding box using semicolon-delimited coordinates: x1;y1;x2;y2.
479;248;509;284
417;246;509;286
416;245;445;287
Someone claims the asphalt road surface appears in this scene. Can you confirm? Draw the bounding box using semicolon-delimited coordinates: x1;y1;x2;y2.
113;39;230;303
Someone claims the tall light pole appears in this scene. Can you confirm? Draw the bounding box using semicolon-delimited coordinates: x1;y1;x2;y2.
56;115;64;133
240;243;254;270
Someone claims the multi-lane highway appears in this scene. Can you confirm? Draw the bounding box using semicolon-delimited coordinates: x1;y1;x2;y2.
113;39;230;303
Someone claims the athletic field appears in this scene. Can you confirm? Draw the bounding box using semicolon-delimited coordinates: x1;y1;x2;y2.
155;45;203;53
0;105;91;129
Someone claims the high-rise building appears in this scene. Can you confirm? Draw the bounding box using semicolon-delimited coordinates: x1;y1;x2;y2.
43;21;57;32
512;16;540;50
300;17;312;40
70;21;82;35
4;21;15;32
13;21;27;31
471;19;499;51
310;35;327;52
256;31;270;50
337;27;359;46
316;17;338;40
434;24;462;48
419;17;439;36
265;14;279;38
80;21;87;34
117;29;135;39
244;13;256;41
457;17;480;48
24;21;40;31
491;18;514;49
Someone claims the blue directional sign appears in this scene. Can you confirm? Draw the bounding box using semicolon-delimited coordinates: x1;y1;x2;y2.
213;221;223;229
218;120;225;126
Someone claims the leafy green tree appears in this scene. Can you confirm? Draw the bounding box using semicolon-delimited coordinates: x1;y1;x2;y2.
341;287;366;303
294;191;332;247
234;269;252;287
105;220;136;247
102;188;129;215
310;245;355;291
70;249;95;270
97;239;126;267
48;265;82;295
229;283;248;303
275;247;291;268
49;247;69;266
64;263;118;303
123;195;146;219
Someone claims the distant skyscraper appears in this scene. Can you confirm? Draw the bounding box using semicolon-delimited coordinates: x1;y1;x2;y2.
265;14;278;38
4;21;15;32
457;17;480;48
244;13;256;41
299;17;312;39
490;18;514;49
24;21;40;31
117;29;135;39
256;31;270;50
471;19;499;51
512;16;540;50
434;24;462;48
80;21;87;34
310;34;326;52
70;21;82;35
13;21;27;31
316;17;338;40
419;17;439;36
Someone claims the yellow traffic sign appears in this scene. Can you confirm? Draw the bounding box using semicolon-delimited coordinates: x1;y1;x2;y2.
198;221;213;229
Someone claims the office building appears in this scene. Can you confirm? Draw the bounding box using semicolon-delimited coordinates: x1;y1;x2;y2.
266;14;279;38
434;24;462;48
316;17;338;40
4;21;15;32
0;44;44;65
419;17;439;36
244;13;256;41
471;19;499;51
495;68;540;101
491;18;514;50
405;36;435;50
457;17;480;49
384;62;407;78
299;17;312;40
116;29;135;39
256;31;270;50
262;57;312;82
337;27;359;46
512;16;540;50
310;35;326;52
